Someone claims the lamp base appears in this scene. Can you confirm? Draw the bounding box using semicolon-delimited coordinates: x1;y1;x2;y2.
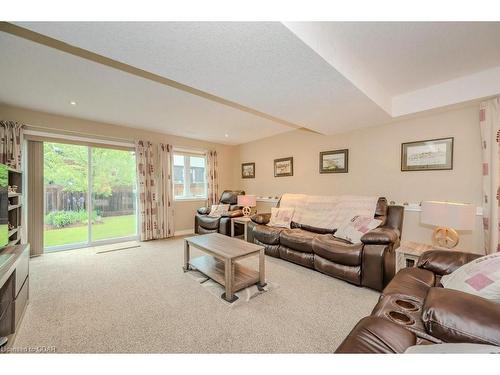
242;206;252;217
432;227;459;249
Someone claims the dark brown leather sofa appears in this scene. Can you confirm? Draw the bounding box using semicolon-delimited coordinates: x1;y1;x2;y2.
195;190;245;236
336;250;500;353
248;197;404;291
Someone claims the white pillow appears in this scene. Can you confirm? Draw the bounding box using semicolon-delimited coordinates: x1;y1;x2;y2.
441;252;500;303
208;204;230;218
268;207;294;228
334;215;382;244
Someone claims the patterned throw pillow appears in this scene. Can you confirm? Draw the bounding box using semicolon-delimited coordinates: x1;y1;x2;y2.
268;207;295;228
334;215;382;244
441;253;500;303
208;204;230;218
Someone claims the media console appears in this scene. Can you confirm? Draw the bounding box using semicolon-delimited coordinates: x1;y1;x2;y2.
0;244;30;350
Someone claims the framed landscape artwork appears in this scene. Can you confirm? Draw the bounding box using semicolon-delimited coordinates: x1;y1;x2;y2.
319;149;348;173
274;157;293;177
401;137;454;171
241;162;255;178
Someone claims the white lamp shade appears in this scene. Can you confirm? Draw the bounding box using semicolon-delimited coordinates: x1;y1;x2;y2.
237;194;256;207
421;201;475;230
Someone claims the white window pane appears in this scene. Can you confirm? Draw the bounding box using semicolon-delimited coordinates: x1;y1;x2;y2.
173;152;207;200
173;154;184;166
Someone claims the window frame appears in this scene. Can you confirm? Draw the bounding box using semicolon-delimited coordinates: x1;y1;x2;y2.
172;150;208;201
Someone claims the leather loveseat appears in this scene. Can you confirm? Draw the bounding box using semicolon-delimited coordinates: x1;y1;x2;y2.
336;250;500;353
195;190;245;236
248;197;404;291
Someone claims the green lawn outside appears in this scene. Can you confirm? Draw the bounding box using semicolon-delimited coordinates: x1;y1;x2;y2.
44;214;137;248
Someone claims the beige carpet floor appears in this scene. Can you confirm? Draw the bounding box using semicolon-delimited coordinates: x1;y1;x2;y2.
13;237;379;353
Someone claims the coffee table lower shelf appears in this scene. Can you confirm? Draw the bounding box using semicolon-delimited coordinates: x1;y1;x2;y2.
189;255;260;301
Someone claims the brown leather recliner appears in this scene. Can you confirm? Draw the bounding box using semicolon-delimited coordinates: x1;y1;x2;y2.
248;197;403;291
336;250;500;353
195;190;245;236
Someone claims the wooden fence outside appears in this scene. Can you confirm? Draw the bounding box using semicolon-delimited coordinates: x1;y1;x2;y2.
45;185;135;216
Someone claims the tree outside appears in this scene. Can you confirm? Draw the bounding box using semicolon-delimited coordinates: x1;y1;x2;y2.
44;143;137;249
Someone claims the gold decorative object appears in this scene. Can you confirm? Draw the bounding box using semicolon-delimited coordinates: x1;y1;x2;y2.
432;227;459;248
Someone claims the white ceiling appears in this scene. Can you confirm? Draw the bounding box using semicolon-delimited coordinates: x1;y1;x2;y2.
0;32;292;145
285;22;500;116
8;22;391;136
288;22;500;95
1;22;500;144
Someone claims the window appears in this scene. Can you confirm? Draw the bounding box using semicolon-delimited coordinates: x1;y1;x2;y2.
173;151;207;200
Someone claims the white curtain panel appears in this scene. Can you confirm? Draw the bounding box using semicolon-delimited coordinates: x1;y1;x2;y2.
206;150;219;207
135;140;174;241
480;97;500;254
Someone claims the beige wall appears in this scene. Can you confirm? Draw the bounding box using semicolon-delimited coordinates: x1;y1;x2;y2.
235;104;484;253
0;104;238;233
2;103;485;252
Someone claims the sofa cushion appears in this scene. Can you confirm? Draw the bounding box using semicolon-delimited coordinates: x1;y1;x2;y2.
253;225;283;245
279;228;318;253
422;287;500;346
278;246;315;268
197;214;220;230
254;239;280;258
314;255;361;285
312;234;363;266
382;267;435;302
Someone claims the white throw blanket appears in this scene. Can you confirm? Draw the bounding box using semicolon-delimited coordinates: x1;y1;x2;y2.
279;194;379;230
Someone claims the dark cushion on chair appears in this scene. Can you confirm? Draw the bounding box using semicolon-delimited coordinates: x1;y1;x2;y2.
312;234;363;266
253;225;284;245
197;214;220;230
280;228;318;253
220;190;244;205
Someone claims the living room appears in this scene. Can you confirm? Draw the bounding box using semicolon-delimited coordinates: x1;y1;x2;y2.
1;1;500;373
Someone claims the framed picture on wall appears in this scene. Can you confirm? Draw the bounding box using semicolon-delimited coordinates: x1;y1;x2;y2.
241;162;255;178
319;149;348;173
401;137;454;171
274;157;293;177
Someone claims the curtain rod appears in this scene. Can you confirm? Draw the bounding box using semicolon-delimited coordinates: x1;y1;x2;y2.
24;124;134;143
24;129;135;148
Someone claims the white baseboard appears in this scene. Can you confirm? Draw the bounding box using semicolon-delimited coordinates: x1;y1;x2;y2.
174;229;194;237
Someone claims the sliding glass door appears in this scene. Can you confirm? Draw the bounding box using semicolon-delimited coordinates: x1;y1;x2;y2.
44;143;89;249
43;142;137;251
91;148;137;242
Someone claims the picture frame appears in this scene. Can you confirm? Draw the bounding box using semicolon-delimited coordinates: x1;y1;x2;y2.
241;162;255;179
319;149;348;174
401;137;454;171
274;157;293;177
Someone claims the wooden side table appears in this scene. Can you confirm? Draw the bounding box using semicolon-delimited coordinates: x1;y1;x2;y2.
231;216;253;241
395;241;459;273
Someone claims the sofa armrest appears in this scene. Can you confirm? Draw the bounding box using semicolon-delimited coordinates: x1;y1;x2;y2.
251;213;271;225
361;227;400;245
335;316;416;353
417;250;481;276
221;209;243;218
197;206;210;215
422;287;500;346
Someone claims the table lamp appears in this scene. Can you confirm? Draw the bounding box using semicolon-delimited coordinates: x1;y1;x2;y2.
420;201;475;248
237;195;256;217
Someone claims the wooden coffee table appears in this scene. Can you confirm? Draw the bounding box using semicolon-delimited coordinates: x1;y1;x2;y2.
183;233;266;302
